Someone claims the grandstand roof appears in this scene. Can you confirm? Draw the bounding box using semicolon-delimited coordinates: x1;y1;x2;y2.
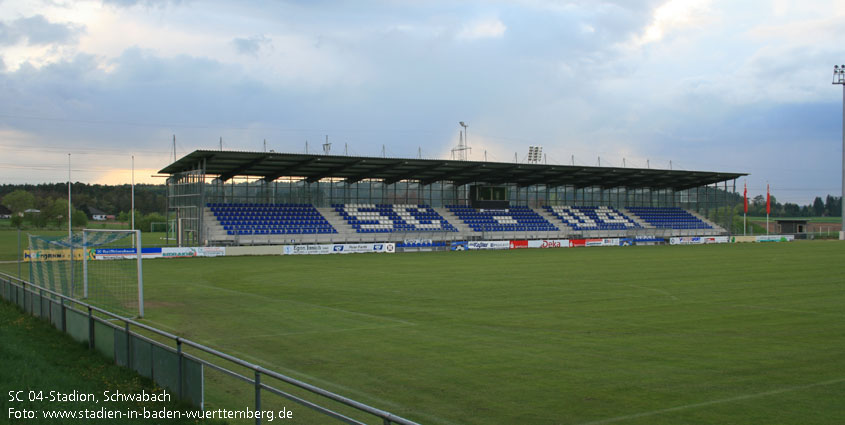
159;150;746;190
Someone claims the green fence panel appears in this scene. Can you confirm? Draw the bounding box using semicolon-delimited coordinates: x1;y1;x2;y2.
94;321;115;360
41;296;51;321
32;292;43;318
50;301;63;330
23;289;31;313
131;335;153;379
151;345;179;394
114;327;128;367
65;308;89;344
17;286;25;309
1;279;7;301
182;357;204;409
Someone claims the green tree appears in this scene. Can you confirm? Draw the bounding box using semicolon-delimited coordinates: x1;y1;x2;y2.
71;209;89;228
30;211;47;229
137;212;166;233
45;198;69;226
812;197;825;216
10;214;23;228
2;190;35;214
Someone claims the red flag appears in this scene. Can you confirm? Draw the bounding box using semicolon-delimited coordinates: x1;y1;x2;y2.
743;182;748;213
766;184;771;215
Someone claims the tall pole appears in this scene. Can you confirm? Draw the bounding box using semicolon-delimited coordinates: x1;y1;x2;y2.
131;155;135;232
68;153;74;295
841;76;845;240
68;154;72;239
17;228;21;279
834;65;845;240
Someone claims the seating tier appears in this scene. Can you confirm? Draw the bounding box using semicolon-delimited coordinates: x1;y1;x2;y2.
626;207;712;229
544;206;640;231
208;203;337;235
333;204;458;234
446;205;558;232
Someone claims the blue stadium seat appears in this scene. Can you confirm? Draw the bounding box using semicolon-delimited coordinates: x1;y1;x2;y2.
445;205;558;232
208;203;337;235
625;207;712;230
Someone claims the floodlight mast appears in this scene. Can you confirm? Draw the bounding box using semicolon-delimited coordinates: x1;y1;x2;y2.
453;121;471;161
834;65;845;240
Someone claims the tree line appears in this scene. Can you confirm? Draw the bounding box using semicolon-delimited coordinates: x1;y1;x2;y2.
745;194;842;217
1;183;167;231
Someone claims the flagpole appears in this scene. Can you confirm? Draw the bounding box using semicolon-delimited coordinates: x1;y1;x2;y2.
743;181;747;236
766;183;770;237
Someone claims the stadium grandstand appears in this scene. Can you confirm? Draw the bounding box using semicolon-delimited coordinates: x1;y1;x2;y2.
159;150;746;246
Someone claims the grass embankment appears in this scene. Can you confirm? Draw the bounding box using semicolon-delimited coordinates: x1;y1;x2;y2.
0;300;222;424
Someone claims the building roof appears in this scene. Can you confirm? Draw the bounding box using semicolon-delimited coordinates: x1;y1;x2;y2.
159;150;746;190
88;206;108;216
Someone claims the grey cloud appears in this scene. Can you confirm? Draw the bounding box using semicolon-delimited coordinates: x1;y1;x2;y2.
232;35;271;56
0;15;85;46
101;0;186;8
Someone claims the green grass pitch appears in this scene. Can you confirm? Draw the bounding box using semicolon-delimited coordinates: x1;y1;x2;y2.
3;241;845;424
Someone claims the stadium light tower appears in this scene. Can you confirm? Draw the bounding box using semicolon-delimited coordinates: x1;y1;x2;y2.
452;121;471;161
834;65;845;240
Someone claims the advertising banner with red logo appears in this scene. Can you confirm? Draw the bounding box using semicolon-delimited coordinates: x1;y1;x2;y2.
509;240;528;249
569;238;619;248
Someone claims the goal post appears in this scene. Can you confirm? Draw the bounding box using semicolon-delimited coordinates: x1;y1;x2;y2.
82;229;144;317
29;229;144;318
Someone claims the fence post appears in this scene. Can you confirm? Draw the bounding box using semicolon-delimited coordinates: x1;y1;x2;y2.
254;370;261;425
125;322;132;368
60;298;66;332
88;306;94;350
177;338;183;399
27;281;32;314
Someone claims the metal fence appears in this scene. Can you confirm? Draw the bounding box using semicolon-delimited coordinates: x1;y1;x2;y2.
0;271;422;425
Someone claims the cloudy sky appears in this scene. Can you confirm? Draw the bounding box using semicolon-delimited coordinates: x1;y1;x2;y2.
0;0;843;203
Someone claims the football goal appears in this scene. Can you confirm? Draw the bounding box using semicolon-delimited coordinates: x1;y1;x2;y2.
150;220;176;239
29;229;144;318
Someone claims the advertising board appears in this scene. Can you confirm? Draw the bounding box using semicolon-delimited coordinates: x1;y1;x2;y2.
283;243;395;255
91;247;163;260
526;240;569;248
755;235;794;243
669;237;729;245
450;241;468;251
509;240;528;249
466;241;510;250
569;238;619;248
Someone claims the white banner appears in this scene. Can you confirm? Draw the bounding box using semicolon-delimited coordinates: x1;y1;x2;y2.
670;236;729;245
90;247;162;260
283;243;395;255
755;235;795;243
527;239;570;248
161;247;227;258
467;241;510;250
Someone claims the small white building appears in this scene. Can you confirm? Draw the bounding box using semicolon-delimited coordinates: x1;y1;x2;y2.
89;207;112;221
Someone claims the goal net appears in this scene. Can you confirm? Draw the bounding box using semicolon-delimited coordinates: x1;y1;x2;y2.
151;220;176;236
28;229;144;318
